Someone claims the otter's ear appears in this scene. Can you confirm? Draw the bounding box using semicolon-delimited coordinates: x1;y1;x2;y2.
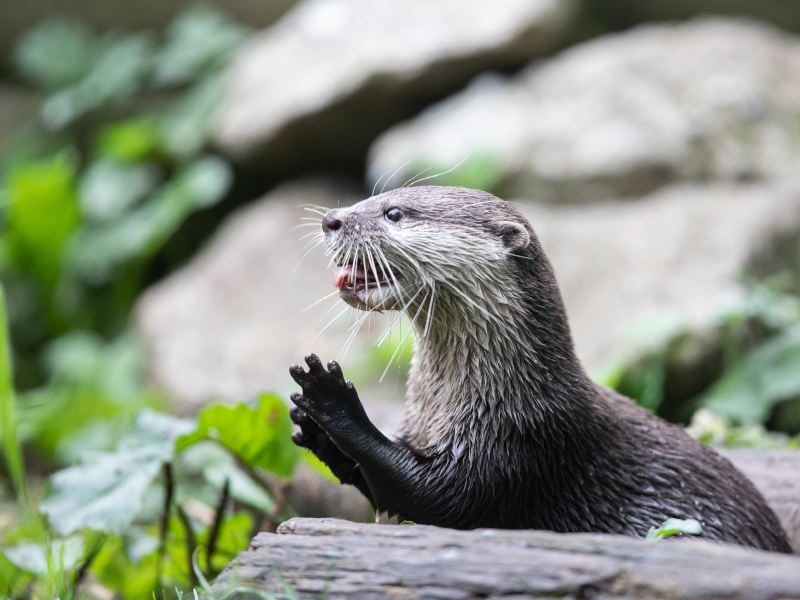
497;221;530;253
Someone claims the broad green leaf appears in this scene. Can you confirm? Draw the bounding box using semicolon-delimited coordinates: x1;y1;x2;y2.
91;536;159;600
96;118;162;162
1;535;84;575
0;286;25;499
12;18;94;91
175;441;274;515
41;32;155;128
79;159;160;221
5;154;81;292
702;327;800;423
177;394;301;478
163;76;226;159
16;331;165;462
39;410;193;535
646;518;702;541
67;156;232;283
154;5;251;87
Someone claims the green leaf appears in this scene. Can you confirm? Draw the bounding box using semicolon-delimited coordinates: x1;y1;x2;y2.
5;154;81;293
177;393;301;478
702;327;800;424
91;535;159;600
154;5;251;87
79;159;160;222
0;285;25;500
67;156;232;284
1;535;85;575
12;18;94;91
646;518;702;541
96;118;162;163
41;32;155;128
39;409;193;535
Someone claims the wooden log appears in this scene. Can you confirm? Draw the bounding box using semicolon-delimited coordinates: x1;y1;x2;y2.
213;449;800;599
213;517;800;599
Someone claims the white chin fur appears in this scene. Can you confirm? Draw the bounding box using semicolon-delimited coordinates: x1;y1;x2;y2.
340;285;400;312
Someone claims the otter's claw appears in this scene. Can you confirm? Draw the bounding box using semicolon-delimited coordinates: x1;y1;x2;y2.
289;398;361;485
288;353;370;439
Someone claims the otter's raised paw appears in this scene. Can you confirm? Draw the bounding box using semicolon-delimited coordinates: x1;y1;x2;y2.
290;405;361;484
289;353;368;431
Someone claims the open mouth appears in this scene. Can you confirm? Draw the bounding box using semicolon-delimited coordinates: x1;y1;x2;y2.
333;257;395;310
333;258;391;292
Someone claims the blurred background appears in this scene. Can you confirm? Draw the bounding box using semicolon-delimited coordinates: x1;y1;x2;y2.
3;0;800;597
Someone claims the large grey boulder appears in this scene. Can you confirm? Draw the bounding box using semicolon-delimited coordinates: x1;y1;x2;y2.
368;18;800;203
518;181;800;373
213;0;576;176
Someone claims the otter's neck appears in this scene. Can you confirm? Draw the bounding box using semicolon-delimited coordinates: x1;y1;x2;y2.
400;241;598;455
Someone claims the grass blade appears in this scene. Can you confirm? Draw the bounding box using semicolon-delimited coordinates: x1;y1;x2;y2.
0;284;26;500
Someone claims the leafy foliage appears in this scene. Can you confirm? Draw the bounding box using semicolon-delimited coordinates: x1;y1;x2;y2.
0;5;250;466
604;280;800;435
646;518;702;541
177;394;302;479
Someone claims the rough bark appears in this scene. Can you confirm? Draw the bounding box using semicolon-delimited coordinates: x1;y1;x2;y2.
213;449;800;599
213;517;800;600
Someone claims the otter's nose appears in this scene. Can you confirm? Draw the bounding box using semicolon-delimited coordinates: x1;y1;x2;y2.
322;212;342;233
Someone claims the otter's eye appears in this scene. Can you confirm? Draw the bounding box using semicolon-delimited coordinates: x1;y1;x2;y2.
384;208;404;224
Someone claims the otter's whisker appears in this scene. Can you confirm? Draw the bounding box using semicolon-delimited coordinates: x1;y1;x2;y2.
308;305;350;347
287;222;323;233
302;207;327;217
375;285;425;347
380;290;427;382
409;153;471;187
423;281;436;337
380;155;419;195
401;166;433;189
301;290;340;313
371;165;396;197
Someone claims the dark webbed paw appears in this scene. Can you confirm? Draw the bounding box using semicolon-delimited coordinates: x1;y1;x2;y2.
289;353;369;431
289;405;362;485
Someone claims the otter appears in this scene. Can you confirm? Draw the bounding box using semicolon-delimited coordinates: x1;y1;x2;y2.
288;186;792;553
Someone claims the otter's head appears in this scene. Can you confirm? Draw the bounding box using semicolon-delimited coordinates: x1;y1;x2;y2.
320;186;532;329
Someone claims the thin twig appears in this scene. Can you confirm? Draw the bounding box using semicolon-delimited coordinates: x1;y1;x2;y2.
206;478;230;576
157;462;175;592
177;505;198;588
70;534;106;596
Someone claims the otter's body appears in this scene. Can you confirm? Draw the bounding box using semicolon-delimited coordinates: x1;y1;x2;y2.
289;186;792;553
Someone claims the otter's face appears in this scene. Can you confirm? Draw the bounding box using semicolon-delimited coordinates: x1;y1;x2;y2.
319;186;531;319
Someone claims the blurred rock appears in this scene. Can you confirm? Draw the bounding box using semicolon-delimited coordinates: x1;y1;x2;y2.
585;0;800;38
518;181;800;372
0;0;299;75
213;0;576;177
135;178;408;425
369;18;800;203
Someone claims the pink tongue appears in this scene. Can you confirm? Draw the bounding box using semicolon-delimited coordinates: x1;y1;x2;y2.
333;265;353;288
333;264;367;288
